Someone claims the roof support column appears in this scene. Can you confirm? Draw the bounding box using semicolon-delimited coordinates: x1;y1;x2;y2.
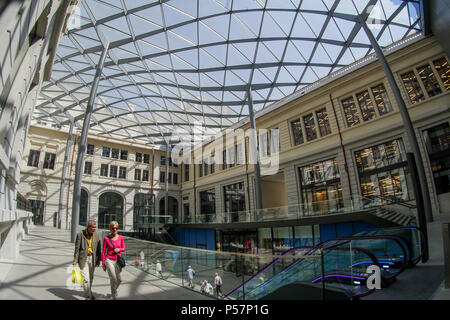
71;42;109;243
360;19;433;225
165;144;169;218
247;86;263;212
57;121;73;229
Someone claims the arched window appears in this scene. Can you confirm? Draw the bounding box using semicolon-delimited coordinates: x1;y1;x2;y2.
98;192;124;229
133;193;154;230
79;189;89;226
159;196;179;223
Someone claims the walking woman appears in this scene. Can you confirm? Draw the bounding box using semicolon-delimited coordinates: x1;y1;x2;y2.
102;221;126;299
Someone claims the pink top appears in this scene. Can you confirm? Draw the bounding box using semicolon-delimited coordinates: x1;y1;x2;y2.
102;235;126;267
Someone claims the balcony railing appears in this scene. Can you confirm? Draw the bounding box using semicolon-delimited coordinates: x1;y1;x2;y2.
180;195;416;225
135;195;416;227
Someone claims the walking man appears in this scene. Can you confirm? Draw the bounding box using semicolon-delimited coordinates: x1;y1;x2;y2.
186;265;195;288
214;273;223;298
73;219;102;299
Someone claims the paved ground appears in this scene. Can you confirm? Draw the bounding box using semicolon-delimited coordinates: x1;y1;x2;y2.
1;216;450;301
0;225;213;300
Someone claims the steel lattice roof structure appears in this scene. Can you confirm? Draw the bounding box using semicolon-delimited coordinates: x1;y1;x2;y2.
33;0;424;147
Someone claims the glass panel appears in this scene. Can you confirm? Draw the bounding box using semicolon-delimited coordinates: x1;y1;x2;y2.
111;148;119;159
315;108;331;136
294;225;313;247
258;228;272;255
433;57;450;90
356;89;376;121
371;83;392;116
303;113;317;141
401;71;424;104
110;165;118;178
341;96;360;127
87;144;95;155
423;122;450;154
291;118;304;145
119;167;126;179
200;189;216;222
102;147;110;157
272;227;293;253
270;128;280;153
416;64;442;97
100;164;108;176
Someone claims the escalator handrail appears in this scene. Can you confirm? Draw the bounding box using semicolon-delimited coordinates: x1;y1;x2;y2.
241;244;380;300
353;226;425;265
317;235;408;279
225;238;382;299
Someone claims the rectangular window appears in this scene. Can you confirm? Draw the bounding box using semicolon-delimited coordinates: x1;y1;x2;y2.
142;170;149;181
134;169;141;181
27;150;40;167
143;154;150;164
160;156;166;166
199;160;203;177
87;144;95;155
160;171;165;183
356;89;376;121
223;182;246;221
119;166;127;179
84;161;92;175
111;148;119;159
210;156;215;174
228;146;235;168
303;113;318;141
342;96;360;127
136;152;142;162
291;119;304;146
168;172;172;184
433;57;450;90
271;128;280;154
371;84;392;116
236;144;244;165
102;147;110;158
184;164;190;181
120;150;128;160
100;164;109;177
110;165;118;178
204;161;209;176
354;139;413;203
423;123;450;195
200;189;216;218
299;158;342;214
222;150;227;170
260;131;270;157
417;64;442;97
43;152;56;170
315;108;331;137
401;71;425;104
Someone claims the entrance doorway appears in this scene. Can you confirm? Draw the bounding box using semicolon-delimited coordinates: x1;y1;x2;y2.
29;199;45;225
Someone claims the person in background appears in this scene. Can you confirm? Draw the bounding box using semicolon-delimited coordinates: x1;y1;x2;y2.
73;219;102;300
156;260;162;278
102;221;126;300
214;273;223;298
205;280;213;296
139;250;145;269
186;265;195;288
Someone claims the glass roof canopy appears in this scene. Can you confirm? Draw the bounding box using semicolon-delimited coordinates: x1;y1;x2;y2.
33;0;423;147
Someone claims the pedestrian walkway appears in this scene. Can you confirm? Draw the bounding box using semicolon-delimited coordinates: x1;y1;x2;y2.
0;225;213;300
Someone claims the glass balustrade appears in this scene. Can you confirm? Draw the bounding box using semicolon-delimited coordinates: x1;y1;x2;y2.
172;195;416;226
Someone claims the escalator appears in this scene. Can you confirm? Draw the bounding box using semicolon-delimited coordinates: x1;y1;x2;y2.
224;226;424;300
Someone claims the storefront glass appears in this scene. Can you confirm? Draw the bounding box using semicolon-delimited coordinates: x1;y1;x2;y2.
299;158;343;214
355;139;414;204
